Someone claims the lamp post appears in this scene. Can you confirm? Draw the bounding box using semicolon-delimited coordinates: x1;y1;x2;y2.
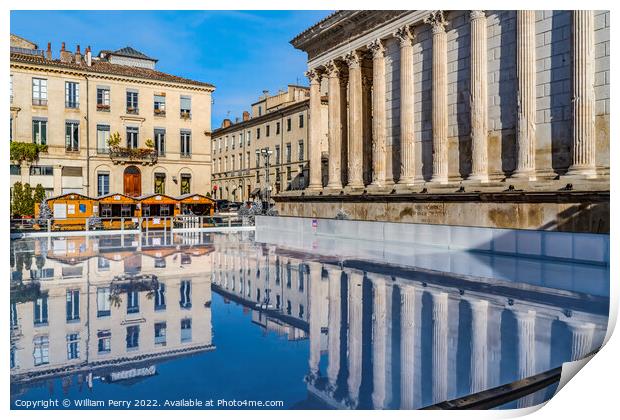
256;148;273;213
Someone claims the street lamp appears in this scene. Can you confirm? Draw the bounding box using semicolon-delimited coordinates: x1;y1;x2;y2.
256;147;273;213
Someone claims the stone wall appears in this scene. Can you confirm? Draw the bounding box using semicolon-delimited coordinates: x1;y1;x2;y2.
274;193;609;233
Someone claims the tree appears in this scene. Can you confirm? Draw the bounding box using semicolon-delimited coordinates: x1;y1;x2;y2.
33;184;46;204
11;182;24;217
22;183;34;216
107;131;121;148
37;199;52;226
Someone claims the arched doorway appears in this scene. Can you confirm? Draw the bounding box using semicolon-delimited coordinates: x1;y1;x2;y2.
123;166;141;197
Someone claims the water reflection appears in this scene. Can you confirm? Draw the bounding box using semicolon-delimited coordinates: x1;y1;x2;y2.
210;233;607;409
10;231;609;409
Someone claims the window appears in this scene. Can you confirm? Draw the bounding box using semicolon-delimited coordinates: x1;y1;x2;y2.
257;127;261;139
126;90;139;114
181;174;191;194
154;173;166;194
67;333;80;360
286;143;291;163
30;165;53;176
255;150;260;168
97;330;111;353
121;204;132;217
275;145;280;165
154;94;166;116
97;287;111;317
276;167;281;182
98;257;110;271
155;283;166;310
266;124;270;137
239;154;243;170
180;280;191;309
65;81;79;108
232;135;235;150
287;166;292;181
65;121;79;151
299;114;304;128
97;172;110;196
154;128;166;156
160;204;170;217
181;319;192;343
97;124;110;153
180;130;191;157
126;325;139;350
239;133;243;147
10;75;13;102
154;322;167;345
10;165;21;176
276;121;281;135
32;78;47;106
127;291;139;314
247;130;251;146
298;140;304;161
287;118;291;131
33;336;49;366
180;96;192;119
34;297;48;326
32;118;47;145
299;304;304;319
126;126;139;149
142;205;150;217
258;105;262;116
246;151;250;169
66;289;80;322
97;87;110;111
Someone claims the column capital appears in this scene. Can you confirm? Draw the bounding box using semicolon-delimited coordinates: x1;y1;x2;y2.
425;10;448;34
367;38;386;59
324;60;342;78
344;50;363;69
394;25;415;47
305;68;323;85
470;10;486;20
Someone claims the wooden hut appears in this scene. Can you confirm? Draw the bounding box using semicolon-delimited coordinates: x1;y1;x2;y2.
138;194;179;230
177;193;215;227
35;193;96;231
98;193;140;230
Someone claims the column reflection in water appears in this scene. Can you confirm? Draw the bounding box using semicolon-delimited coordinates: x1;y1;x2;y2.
346;271;364;407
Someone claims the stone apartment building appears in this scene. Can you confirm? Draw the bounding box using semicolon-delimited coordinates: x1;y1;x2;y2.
281;10;610;233
9;34;215;199
211;85;328;202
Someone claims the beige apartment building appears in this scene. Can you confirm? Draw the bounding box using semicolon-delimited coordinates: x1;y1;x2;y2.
211;85;328;202
9;34;215;199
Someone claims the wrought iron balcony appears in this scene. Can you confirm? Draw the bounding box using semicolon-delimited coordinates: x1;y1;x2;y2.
109;147;158;165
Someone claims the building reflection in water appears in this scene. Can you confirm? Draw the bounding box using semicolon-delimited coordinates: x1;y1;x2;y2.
209;232;608;410
10;231;215;397
11;230;608;409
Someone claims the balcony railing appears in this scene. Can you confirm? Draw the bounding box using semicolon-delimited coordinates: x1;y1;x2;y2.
180;110;191;120
97;104;110;112
109;147;158;165
126;107;139;115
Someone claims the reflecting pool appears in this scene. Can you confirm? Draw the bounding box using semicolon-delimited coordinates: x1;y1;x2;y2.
10;229;609;409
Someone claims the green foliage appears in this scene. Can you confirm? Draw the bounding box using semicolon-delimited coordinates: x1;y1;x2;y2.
10;142;48;163
205;191;212;198
144;138;154;148
11;182;39;217
33;184;46;204
107;131;121;148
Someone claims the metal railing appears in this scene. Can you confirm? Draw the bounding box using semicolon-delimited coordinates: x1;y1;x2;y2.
10;214;245;234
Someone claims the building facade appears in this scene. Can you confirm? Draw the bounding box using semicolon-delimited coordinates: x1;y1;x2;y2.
210;85;328;202
10;35;214;199
281;11;610;233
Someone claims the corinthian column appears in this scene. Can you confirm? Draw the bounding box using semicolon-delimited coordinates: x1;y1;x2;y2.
514;309;536;408
369;39;387;187
395;25;416;185
426;11;449;184
469;10;489;182
308;262;324;379
347;271;364;407
431;292;449;403
326;61;343;189
468;299;489;393
566;10;597;178
371;276;389;409
400;285;419;409
326;268;342;393
566;321;595;361
345;51;365;189
307;68;324;190
513;10;537;180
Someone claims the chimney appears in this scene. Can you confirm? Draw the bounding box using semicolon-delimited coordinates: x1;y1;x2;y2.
242;111;250;122
46;42;52;60
262;89;269;98
221;119;232;129
60;42;72;63
75;45;82;64
85;46;92;66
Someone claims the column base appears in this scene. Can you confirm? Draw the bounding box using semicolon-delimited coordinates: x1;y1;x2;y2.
396;176;417;187
306;184;323;192
430;174;449;184
467;173;489;183
323;186;344;195
343;184;365;194
366;182;388;193
563;166;598;179
511;169;537;181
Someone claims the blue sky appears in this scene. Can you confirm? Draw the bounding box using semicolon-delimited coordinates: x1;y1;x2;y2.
10;10;332;126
